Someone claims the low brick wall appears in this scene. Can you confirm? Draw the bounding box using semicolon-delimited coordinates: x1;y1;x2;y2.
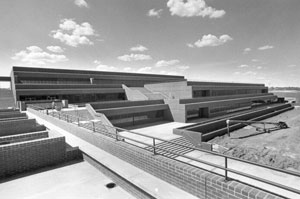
0;131;48;145
28;108;285;199
0;137;66;177
0;118;46;137
0;112;26;119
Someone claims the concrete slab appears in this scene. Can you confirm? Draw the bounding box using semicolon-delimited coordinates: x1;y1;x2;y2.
119;122;194;147
0;161;134;199
27;112;199;199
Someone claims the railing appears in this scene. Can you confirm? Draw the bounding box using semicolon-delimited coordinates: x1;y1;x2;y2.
27;104;300;196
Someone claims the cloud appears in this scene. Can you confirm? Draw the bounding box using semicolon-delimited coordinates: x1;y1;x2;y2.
123;67;132;72
148;9;163;18
189;34;233;48
238;64;249;68
234;71;257;76
288;64;296;68
167;0;225;18
117;54;152;61
51;19;95;47
155;59;180;67
258;45;274;50
256;66;262;69
251;59;259;62
244;71;257;75
93;60;101;64
47;46;64;53
96;64;117;71
187;43;194;48
243;48;251;54
137;67;152;73
176;65;190;70
130;45;148;52
11;46;68;65
74;0;88;8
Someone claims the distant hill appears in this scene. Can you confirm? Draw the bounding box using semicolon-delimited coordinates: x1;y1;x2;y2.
269;87;300;91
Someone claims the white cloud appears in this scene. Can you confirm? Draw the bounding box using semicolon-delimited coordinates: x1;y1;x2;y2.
167;0;225;18
137;67;152;73
288;64;296;68
96;64;117;71
123;67;132;72
243;48;251;54
238;64;249;68
130;45;148;52
74;0;88;8
233;71;257;76
187;43;194;48
251;59;259;62
190;34;233;48
47;46;64;53
94;60;101;64
155;59;180;67
258;45;274;50
117;54;152;61
177;65;190;70
148;9;163;18
244;71;257;75
256;66;262;69
12;46;68;65
51;19;95;47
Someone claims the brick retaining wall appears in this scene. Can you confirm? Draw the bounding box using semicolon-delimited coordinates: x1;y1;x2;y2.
0;119;46;137
0;131;48;145
0;137;66;177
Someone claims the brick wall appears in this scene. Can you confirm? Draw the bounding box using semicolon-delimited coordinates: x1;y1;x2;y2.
0;131;48;144
0;119;46;137
28;108;285;199
0;137;66;177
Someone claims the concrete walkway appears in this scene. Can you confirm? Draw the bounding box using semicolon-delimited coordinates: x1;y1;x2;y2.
27;111;199;199
0;161;134;199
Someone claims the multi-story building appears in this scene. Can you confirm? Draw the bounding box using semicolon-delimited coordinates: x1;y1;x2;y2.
7;66;278;124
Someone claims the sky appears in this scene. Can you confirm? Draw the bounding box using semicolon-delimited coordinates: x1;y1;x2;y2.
0;0;300;87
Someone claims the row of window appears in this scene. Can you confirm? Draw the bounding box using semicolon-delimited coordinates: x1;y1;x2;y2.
209;102;251;114
108;110;164;126
19;93;125;103
193;89;267;98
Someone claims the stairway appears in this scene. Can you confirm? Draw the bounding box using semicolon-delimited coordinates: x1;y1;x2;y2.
145;137;194;159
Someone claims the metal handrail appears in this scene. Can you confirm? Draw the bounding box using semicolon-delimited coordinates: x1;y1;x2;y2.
27;104;300;196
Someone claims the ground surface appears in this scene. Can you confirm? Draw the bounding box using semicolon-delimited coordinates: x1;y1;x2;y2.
210;106;300;171
0;161;135;199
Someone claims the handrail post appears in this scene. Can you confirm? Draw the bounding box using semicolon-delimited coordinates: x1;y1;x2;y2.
115;129;118;141
153;138;156;155
46;109;48;115
77;118;80;126
225;157;228;181
59;112;61;119
92;122;95;132
226;120;230;137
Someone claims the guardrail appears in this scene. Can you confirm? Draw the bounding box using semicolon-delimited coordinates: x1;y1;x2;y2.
27;104;300;196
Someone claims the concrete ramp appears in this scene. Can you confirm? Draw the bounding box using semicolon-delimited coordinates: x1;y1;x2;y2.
130;87;165;100
122;85;148;101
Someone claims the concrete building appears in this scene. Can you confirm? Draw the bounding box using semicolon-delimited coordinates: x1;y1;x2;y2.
5;66;278;125
10;66;185;104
